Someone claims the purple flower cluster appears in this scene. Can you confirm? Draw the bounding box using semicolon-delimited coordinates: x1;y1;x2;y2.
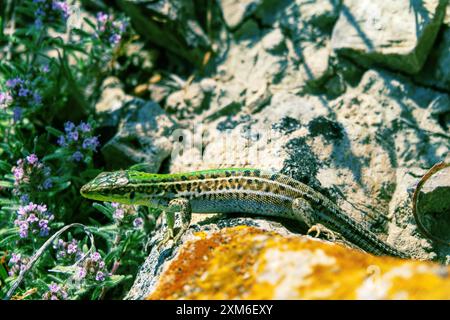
11;154;52;198
57;121;100;163
14;202;54;238
96;12;127;45
33;0;70;28
111;203;143;230
1;77;42;122
7;253;29;277
53;238;82;260
76;251;109;282
42;282;68;300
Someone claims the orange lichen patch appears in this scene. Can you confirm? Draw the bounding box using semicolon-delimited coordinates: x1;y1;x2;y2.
146;226;450;300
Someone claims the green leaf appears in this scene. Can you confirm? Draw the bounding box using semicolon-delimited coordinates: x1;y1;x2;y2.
92;203;114;219
0;198;17;206
49;180;71;193
42;149;70;161
0;160;12;172
0;181;13;188
45;126;64;137
0;263;8;281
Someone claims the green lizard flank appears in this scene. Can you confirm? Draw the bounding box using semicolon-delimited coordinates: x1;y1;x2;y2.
80;168;409;258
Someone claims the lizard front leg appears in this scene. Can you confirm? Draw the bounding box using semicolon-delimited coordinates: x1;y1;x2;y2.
157;198;192;250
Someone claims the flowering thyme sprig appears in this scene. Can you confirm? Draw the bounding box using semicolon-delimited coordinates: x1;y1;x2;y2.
14;202;55;238
53;238;82;261
0;77;43;122
111;203;143;230
95;12;127;46
42;282;69;300
7;253;29;277
11;154;52;199
57;121;100;163
75;251;109;283
33;0;70;28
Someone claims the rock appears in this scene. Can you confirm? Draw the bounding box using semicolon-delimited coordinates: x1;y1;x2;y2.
331;0;448;74
126;223;450;300
101;99;177;171
217;0;262;29
169;69;450;261
95;77;133;127
262;28;286;53
298;41;333;88
165;82;213;120
415;164;450;244
415;26;450;91
117;0;210;65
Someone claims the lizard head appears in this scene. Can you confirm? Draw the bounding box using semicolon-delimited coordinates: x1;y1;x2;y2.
80;171;134;204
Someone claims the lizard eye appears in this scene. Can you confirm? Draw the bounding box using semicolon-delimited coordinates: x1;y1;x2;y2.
129;191;135;200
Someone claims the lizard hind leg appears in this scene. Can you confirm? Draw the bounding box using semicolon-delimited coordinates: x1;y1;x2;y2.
292;197;339;242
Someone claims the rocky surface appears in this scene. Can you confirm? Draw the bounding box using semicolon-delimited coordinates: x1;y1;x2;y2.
97;0;450;298
331;0;448;74
126;222;450;300
415;164;450;244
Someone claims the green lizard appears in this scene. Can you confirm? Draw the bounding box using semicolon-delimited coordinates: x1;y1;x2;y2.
80;168;409;258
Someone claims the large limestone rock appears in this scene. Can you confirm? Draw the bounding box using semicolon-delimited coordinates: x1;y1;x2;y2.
416;3;450;91
217;0;262;29
126;223;450;300
169;69;450;262
331;0;448;74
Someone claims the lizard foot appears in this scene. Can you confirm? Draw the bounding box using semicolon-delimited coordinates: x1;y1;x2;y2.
307;223;337;242
157;228;174;251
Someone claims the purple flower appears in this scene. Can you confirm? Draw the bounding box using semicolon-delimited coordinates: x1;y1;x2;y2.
109;34;121;45
52;1;70;20
113;208;124;220
6;77;23;88
64;121;75;133
33;92;42;104
41;64;50;73
90;252;101;262
19;228;29;238
10;253;21;264
27;214;39;223
71;151;83;162
13;107;22;122
39;219;48;228
26;154;39;165
40;227;49;237
0;92;12;105
133;217;144;229
96;12;108;25
20;194;30;203
78;122;91;133
13;167;24;180
49;282;60;293
95;271;105;282
67;242;77;254
42;178;53;189
18;88;30;97
77;267;87;279
68;130;79;142
82;137;99;151
57;135;67;147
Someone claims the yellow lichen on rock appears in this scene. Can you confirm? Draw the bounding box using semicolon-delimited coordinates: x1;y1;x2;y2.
146;226;450;300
